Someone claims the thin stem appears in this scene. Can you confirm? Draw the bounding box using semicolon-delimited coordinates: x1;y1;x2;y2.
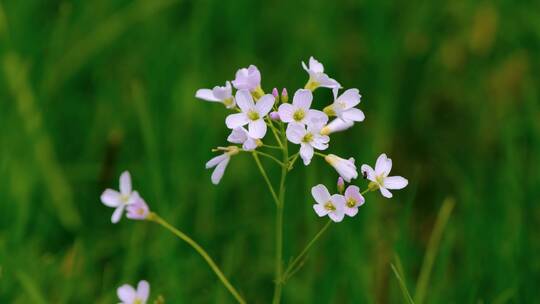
266;117;283;148
253;153;280;206
148;213;246;304
272;122;288;304
252;150;285;167
314;151;327;158
282;219;332;282
287;153;299;171
263;144;282;150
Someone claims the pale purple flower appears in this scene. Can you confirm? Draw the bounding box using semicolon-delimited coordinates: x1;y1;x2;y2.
232;65;261;91
278;89;328;126
126;197;150;220
205;147;240;185
325;154;358;182
302;56;341;90
320;118;354;135
100;171;140;223
195;81;235;109
225;90;274;139
324;88;364;122
311;184;346;223
361;153;408;198
337;177;345;194
343;185;365;217
227;127;258;151
117;280;150;304
286;122;329;165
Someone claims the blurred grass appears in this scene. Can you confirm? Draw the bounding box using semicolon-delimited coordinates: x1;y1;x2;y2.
1;0;540;303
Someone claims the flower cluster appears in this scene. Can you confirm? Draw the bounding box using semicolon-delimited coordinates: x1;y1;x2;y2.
197;56;408;222
100;171;150;223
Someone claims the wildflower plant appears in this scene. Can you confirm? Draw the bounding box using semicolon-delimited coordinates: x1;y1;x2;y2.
100;56;408;303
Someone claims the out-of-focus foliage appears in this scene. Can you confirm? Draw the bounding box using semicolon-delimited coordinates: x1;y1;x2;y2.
0;0;539;303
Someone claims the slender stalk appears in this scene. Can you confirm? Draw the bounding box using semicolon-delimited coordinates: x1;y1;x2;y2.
263;144;282;150
253;153;280;206
266;117;283;147
282;219;332;282
314;151;327;158
272;122;288;304
148;213;246;304
252;150;285;167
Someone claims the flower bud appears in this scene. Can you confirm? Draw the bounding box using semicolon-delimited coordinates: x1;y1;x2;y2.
320;118;354;135
281;88;289;103
337;177;345;194
269;111;280;121
272;87;279;101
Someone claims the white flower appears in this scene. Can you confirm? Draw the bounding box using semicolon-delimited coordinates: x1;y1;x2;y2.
205;147;240;185
324;88;365;122
278;89;328;126
311;184;346;222
286;122;329;165
343;185;365;217
227;127;258;151
325;154;358;182
100;171;140;223
232;65;261;91
117;280;150;304
302;56;341;90
195;81;235;108
361;153;408;198
320;118;354;135
225;90;274;139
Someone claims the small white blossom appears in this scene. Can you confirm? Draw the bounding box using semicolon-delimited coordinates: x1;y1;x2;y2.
302;56;341;90
324;88;365;122
361;153;408;198
100;171;140;223
227;127;258;151
311;184;346;222
117;280;150;304
320;118;354;135
206;147;240;185
325;154;358;182
278;89;327;126
286;122;329;165
225;90;275;139
343;185;365;217
232;65;261;92
195;81;235;108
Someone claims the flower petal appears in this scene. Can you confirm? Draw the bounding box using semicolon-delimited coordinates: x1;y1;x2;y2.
342;108;365;122
195;89;220;102
225;113;249;129
119;171;132;195
313;204;330;217
235;89;254;112
248;119;267;139
278;103;295;123
286;123;305;144
255;94;275;116
211;156;230;185
384;176;408;190
311;184;331;204
360;164;376;182
227;127;248;144
111;205;125;224
306;110;328;126
242;138;257;151
101;189;121;207
328;210;345;222
344;207;359;217
375;153;392;175
205;154;228;169
299;143;314;165
380;187;393;198
292;89;312;109
117;284;136;303
337;88;361;108
136;280;150;301
309;56;324;73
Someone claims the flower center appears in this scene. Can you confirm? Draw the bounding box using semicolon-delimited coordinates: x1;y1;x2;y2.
120;194;130;204
323;105;336;116
134;299;143;304
337;101;347;109
346;198;357;208
302;132;313;143
375;174;385;185
136;207;145;215
293;109;305;121
247;110;260;121
223;98;234;107
324;201;336;211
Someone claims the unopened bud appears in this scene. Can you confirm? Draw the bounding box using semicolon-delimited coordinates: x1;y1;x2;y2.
337;177;345;194
281;88;288;103
272;88;279;101
269;111;280;121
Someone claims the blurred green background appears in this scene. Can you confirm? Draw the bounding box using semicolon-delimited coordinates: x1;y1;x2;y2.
1;0;539;303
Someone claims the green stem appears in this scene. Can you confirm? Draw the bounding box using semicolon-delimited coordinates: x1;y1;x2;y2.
263;144;282;150
148;213;246;304
266;117;283;148
282;219;332;282
314;151;327;158
253;153;280;206
252;150;285;167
